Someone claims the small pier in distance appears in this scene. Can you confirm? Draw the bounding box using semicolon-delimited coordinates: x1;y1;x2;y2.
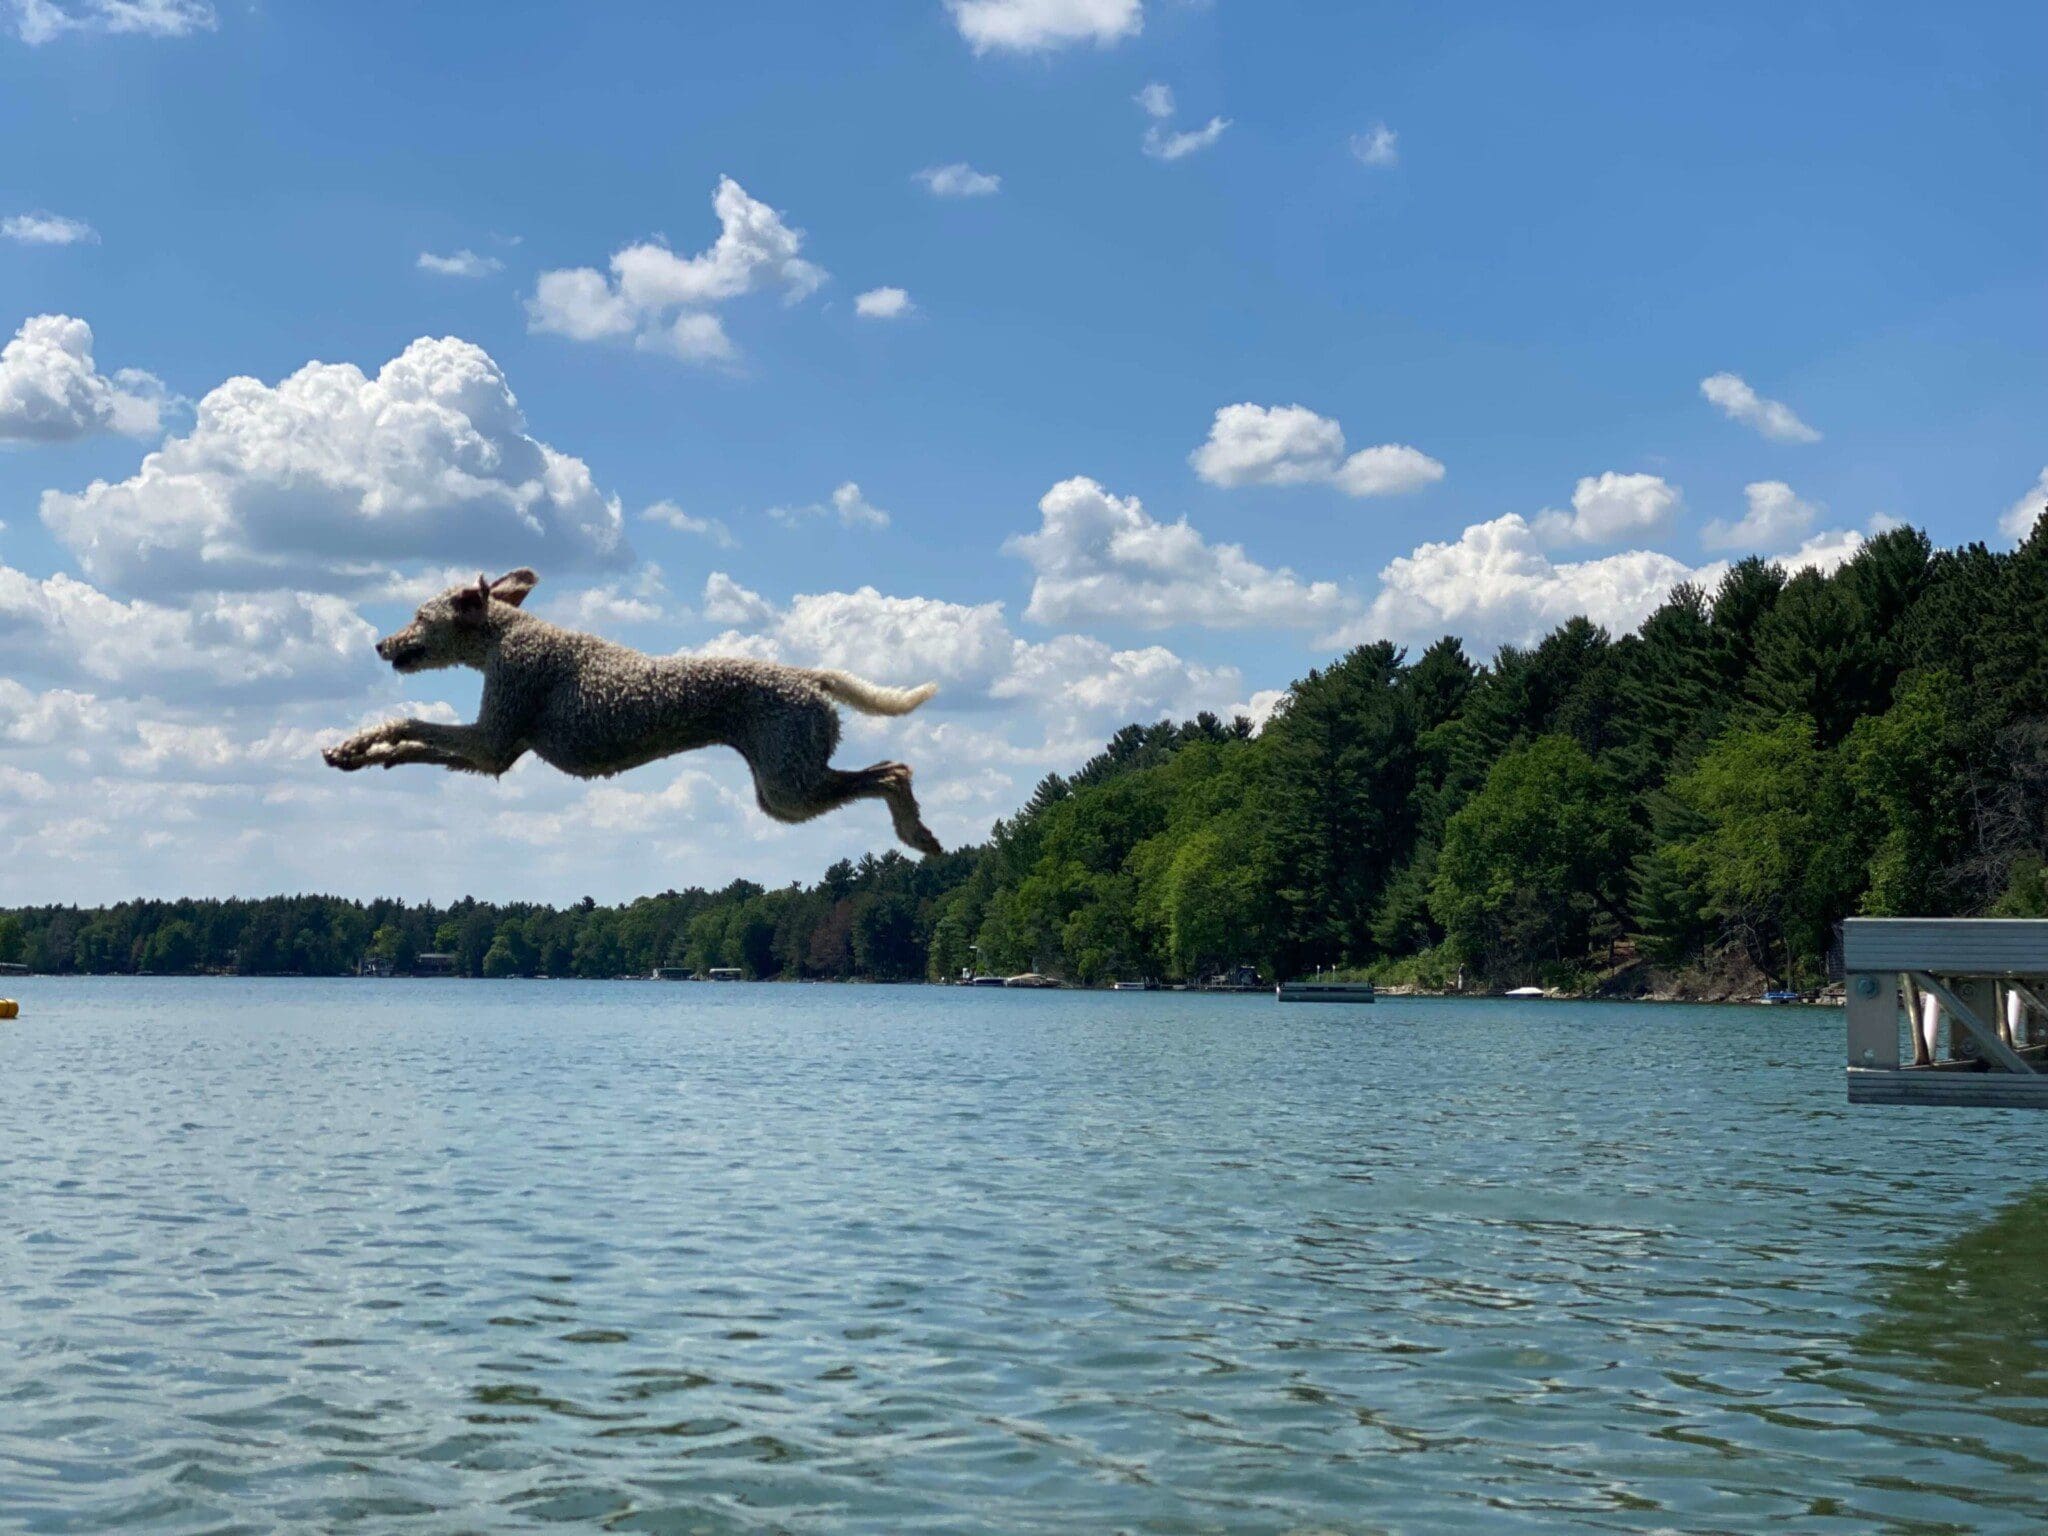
1845;918;2048;1107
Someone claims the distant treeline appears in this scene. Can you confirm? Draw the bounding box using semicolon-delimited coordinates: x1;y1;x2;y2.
7;524;2048;989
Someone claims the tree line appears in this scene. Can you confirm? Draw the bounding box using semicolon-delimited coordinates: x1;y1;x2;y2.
6;522;2047;991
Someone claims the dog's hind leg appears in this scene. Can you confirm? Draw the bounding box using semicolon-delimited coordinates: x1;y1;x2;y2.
869;761;943;857
750;760;943;857
740;699;944;856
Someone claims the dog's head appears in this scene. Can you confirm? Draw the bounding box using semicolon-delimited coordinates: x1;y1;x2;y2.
375;569;539;673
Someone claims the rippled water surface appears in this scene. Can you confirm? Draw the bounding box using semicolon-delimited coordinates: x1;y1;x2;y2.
3;979;2045;1533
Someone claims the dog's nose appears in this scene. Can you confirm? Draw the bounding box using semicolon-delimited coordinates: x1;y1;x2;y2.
375;635;397;660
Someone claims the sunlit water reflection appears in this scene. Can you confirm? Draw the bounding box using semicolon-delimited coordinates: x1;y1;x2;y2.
2;980;2043;1532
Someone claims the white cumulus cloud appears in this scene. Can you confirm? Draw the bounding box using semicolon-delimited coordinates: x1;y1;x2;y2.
527;178;823;364
1999;467;2048;542
38;334;627;596
0;314;170;444
1348;513;1702;653
0;563;378;699
1135;82;1174;119
642;500;736;549
915;163;1001;197
946;0;1140;54
1189;403;1443;497
3;211;98;245
703;585;1015;695
1699;372;1821;444
855;286;913;320
700;572;780;629
1701;479;1819;552
12;0;214;44
1006;475;1350;631
1533;472;1682;545
1773;528;1864;576
416;249;503;278
768;481;891;530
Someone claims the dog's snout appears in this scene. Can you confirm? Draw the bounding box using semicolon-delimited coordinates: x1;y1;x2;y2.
375;635;397;661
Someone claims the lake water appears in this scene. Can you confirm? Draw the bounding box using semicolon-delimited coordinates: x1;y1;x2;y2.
2;980;2044;1534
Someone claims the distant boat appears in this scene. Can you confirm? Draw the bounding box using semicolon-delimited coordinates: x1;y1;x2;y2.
1004;973;1061;989
1111;980;1158;991
1276;980;1375;1004
969;974;1008;987
1760;988;1801;1004
706;967;744;982
1504;986;1547;998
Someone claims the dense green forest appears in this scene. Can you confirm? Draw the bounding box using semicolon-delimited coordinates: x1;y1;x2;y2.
7;523;2048;991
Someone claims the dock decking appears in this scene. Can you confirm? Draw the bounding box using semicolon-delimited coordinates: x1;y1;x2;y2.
1844;918;2048;1108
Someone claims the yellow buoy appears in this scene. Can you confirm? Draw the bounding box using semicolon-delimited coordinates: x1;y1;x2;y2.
0;999;16;1019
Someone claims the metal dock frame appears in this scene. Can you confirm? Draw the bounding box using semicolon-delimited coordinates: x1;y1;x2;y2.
1844;918;2048;1107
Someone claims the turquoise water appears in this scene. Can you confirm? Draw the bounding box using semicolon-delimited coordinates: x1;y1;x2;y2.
2;980;2044;1533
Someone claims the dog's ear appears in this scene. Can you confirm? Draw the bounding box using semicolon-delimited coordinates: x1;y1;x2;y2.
490;568;539;607
452;575;490;618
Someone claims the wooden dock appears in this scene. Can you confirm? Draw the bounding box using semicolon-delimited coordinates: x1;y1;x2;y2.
1844;918;2048;1108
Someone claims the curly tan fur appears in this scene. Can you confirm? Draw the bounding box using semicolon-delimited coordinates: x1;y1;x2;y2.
323;570;944;856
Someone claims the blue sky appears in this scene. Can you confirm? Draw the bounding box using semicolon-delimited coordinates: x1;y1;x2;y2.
1;0;2042;904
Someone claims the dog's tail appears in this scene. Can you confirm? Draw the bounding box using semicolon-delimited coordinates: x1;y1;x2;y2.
810;670;938;717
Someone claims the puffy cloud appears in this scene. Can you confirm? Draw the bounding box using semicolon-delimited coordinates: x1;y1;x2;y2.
1144;116;1230;162
946;0;1140;54
768;481;891;530
0;314;170;443
1534;471;1682;545
855;286;913;320
1701;479;1819;552
1773;528;1863;576
12;0;214;44
540;565;670;630
642;499;736;548
1189;403;1444;497
416;249;502;278
1350;513;1701;652
1999;467;2048;541
2;211;98;245
1699;372;1821;444
915;163;1001;198
725;586;1015;693
0;678;111;746
525;267;634;340
1006;475;1350;631
636;311;735;363
0;563;378;698
694;576;1246;748
495;766;754;847
1350;124;1398;167
40;334;627;596
1230;688;1288;735
0;764;56;801
1135;82;1174;119
994;633;1241;734
700;572;779;628
527;178;823;364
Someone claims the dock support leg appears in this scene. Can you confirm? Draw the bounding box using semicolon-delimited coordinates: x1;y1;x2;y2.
1846;971;1901;1069
1909;972;2038;1076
